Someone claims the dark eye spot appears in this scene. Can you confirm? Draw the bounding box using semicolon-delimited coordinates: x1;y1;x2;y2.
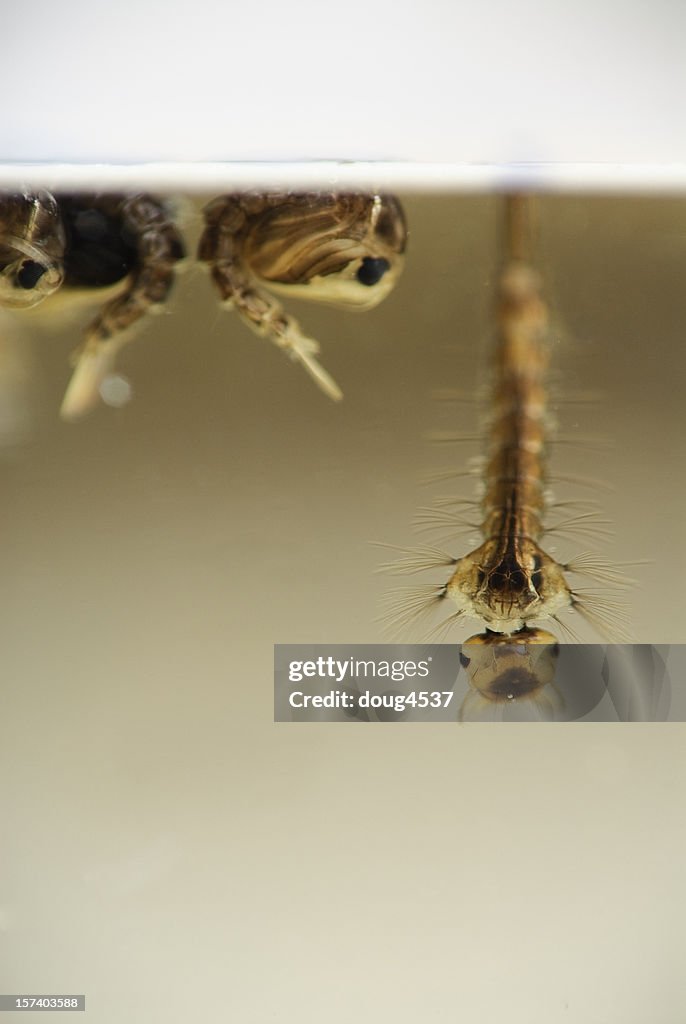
459;652;471;669
356;256;390;286
17;260;47;289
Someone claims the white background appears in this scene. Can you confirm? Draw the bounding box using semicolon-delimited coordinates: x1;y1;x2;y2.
1;0;685;166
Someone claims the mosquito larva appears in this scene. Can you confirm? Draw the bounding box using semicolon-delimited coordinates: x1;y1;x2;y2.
381;194;631;714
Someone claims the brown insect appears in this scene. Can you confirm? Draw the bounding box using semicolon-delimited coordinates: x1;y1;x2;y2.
0;190;186;420
198;191;407;400
382;195;631;652
1;190;407;416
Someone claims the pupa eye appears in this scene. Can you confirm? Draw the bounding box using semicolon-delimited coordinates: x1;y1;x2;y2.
16;260;48;289
459;652;471;668
356;256;390;286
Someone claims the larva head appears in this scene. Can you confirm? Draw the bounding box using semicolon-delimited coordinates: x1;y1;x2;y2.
446;539;572;634
458;627;562;720
0;192;65;309
243;193;407;309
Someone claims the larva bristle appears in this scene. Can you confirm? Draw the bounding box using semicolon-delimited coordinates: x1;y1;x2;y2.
564;552;637;588
377;584;448;638
373;543;457;576
431;496;482;510
420;461;485;487
550;613;584;643
412;506;480;533
547;471;615;493
423;611;466;642
545;511;614;542
571;592;632;643
548;499;603;514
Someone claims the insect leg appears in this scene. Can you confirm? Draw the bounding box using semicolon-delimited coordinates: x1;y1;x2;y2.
61;194;185;421
198;196;343;401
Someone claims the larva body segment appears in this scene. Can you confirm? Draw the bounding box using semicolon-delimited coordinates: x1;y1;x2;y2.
445;256;573;634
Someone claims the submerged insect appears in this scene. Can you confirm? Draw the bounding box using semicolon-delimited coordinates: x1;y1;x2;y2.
382;195;630;712
0;190;186;420
198;191;407;400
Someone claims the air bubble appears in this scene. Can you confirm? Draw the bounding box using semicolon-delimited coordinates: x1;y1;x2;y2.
99;374;133;409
